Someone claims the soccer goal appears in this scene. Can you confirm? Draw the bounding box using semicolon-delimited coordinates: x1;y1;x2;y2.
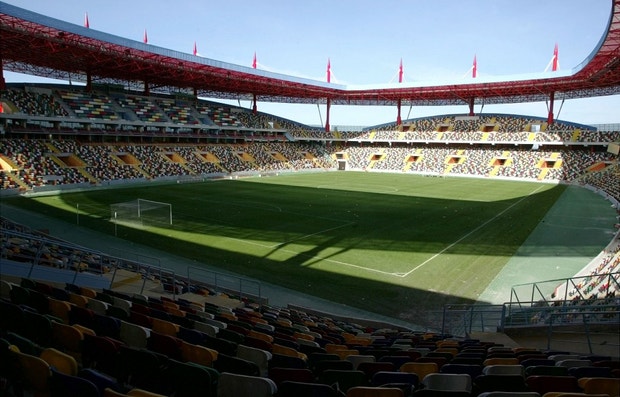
110;199;172;227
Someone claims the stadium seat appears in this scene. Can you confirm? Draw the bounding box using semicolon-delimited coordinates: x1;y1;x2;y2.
162;359;219;397
119;320;149;348
482;364;524;376
567;366;612;379
237;343;272;377
277;380;342;397
11;350;51;396
116;346;167;393
346;386;405;397
525;366;568;377
399;362;439;381
51;321;84;359
217;372;277;397
40;347;78;376
422;373;472;393
473;374;529;394
318;369;368;392
214;353;261;376
49;367;100;397
577;377;620;396
78;368;123;395
525;375;580;395
371;371;418;388
268;367;315;386
440;363;483;379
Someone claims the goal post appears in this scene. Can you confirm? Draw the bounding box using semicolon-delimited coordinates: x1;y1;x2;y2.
110;199;172;227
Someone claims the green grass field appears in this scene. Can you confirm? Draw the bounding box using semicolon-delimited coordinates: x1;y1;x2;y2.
8;172;567;323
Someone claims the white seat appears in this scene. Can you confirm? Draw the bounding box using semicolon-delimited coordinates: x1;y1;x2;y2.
236;344;272;377
555;359;592;368
111;296;132;314
0;280;14;299
548;354;581;362
482;365;524;376
193;320;218;337
119;320;149;348
86;297;109;315
297;338;320;348
201;317;227;329
346;354;376;370
217;372;277;397
422;373;472;392
254;323;275;333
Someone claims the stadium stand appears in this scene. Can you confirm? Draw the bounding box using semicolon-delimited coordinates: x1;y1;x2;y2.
1;84;619;396
1;239;619;396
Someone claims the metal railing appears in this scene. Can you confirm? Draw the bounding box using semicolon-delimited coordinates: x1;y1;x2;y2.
440;304;506;336
1;223;262;302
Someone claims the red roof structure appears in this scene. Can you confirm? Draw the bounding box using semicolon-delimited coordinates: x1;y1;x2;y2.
1;1;619;121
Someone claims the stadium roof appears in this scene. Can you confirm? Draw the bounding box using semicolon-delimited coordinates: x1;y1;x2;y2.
0;1;619;107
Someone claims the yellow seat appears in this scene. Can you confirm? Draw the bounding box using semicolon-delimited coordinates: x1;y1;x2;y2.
51;321;84;360
399;361;438;380
483;357;520;366
578;377;620;396
104;388;130;397
542;393;609;397
325;343;349;353
48;298;72;324
248;330;274;344
40;347;78;376
72;323;96;337
150;317;179;337
69;293;89;308
435;347;459;356
294;332;314;341
334;349;360;360
13;350;51;396
127;389;168;397
80;287;98;298
272;344;307;361
180;342;217;367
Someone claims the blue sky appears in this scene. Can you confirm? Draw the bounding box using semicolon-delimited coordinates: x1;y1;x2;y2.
3;0;619;127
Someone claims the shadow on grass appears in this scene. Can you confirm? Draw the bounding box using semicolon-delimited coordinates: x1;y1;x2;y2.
5;176;611;326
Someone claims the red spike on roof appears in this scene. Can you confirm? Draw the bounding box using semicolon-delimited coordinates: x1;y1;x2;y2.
193;41;197;56
143;29;148;44
327;58;331;83
84;12;89;28
472;55;477;78
252;52;257;69
552;43;559;72
399;58;403;83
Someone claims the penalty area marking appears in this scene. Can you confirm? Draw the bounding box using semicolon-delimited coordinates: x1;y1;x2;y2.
399;184;546;278
189;184;548;278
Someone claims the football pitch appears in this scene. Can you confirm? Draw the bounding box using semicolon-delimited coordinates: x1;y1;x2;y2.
8;172;578;321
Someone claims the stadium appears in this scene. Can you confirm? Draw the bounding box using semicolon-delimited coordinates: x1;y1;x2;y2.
0;1;619;396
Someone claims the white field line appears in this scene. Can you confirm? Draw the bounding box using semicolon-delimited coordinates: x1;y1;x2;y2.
398;184;546;278
186;184;547;278
265;222;357;249
230;235;400;276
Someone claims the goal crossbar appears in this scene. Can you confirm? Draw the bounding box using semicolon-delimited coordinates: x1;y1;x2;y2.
110;199;172;226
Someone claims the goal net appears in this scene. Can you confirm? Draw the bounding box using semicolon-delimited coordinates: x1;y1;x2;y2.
110;199;172;227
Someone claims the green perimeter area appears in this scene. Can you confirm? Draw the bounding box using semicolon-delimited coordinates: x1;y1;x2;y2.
6;172;567;323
